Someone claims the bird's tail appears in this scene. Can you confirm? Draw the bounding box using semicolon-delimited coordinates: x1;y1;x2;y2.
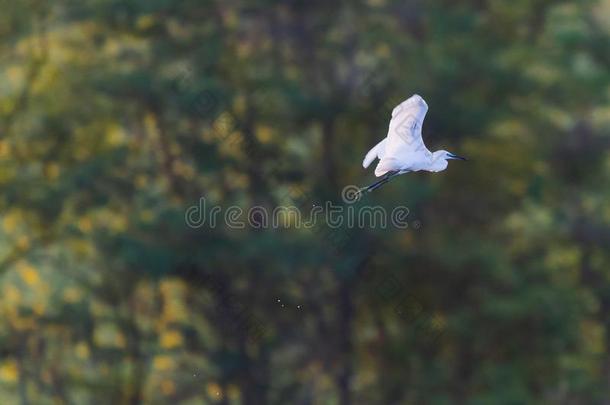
374;157;402;177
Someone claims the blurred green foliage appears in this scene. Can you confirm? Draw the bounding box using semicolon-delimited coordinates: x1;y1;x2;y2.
1;0;610;404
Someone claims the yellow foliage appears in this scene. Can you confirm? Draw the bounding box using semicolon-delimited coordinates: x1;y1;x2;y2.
98;210;127;233
2;210;21;233
0;140;10;158
32;64;61;94
160;379;176;396
430;313;447;331
16;235;30;250
227;385;240;401
93;324;126;348
255;125;273;143
75;342;90;359
91;300;109;317
226;171;248;190
136;15;155;30
115;332;127;348
0;360;18;382
106;125;126;146
160;279;186;295
159;279;188;326
375;43;390;57
140;209;154;223
6;66;22;84
172;160;195;180
212;113;235;140
69;238;94;257
160;330;183;349
41;370;52;385
63;287;83;303
144;114;160;140
32;302;46;316
207;382;223;400
581;320;604;354
17;262;40;286
218;131;243;155
167;19;191;40
223;10;239;28
3;284;21;304
12;316;36;331
153;355;175;371
78;217;93;233
45;163;60;180
135;175;148;189
236;42;251;59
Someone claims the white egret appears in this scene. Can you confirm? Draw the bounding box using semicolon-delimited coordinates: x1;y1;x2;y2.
360;94;466;193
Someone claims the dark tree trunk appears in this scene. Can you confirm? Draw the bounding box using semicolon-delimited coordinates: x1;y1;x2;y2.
321;117;337;191
337;278;354;405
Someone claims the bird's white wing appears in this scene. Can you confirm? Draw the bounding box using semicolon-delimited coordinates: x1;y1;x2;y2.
374;94;430;176
362;138;386;168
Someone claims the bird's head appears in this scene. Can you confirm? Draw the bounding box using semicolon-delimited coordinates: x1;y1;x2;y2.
429;150;467;172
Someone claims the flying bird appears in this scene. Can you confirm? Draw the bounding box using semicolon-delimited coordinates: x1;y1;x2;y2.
359;94;466;194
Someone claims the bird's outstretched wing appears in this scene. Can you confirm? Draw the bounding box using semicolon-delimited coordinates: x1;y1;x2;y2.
374;94;429;176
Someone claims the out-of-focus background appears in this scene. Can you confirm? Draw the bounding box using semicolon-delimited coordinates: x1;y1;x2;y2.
1;0;610;404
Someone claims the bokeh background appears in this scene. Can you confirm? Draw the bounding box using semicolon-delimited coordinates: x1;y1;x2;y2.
2;0;610;403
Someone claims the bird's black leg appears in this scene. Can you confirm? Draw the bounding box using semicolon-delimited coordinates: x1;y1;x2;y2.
358;170;400;194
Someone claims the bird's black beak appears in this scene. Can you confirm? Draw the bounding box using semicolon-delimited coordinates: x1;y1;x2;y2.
448;153;467;161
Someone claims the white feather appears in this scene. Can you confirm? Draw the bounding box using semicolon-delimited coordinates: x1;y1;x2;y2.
362;139;386;168
360;94;466;191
